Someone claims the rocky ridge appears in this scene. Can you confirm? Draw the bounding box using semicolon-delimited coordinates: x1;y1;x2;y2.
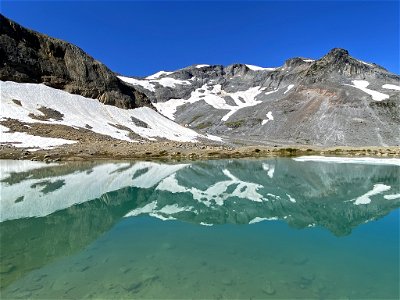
121;49;400;147
0;14;150;109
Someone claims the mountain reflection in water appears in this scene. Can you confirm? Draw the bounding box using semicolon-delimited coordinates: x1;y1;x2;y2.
0;158;399;299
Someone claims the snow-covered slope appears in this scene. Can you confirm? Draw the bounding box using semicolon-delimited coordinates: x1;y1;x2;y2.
0;81;220;147
0;124;76;149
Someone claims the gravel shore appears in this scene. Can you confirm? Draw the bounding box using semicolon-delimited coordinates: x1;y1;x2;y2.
1;140;399;163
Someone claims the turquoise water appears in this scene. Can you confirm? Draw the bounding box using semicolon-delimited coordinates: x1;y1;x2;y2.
0;158;399;299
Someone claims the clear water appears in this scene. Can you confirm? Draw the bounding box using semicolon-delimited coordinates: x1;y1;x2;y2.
0;158;399;299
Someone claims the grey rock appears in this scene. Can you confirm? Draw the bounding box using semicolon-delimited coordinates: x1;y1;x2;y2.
127;48;400;147
0;14;151;109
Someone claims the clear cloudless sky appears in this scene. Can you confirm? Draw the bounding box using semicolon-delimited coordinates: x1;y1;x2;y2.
1;0;399;76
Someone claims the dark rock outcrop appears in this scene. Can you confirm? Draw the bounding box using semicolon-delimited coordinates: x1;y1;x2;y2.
0;14;151;109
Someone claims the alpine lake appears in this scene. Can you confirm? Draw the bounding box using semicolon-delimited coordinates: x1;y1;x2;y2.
0;157;399;299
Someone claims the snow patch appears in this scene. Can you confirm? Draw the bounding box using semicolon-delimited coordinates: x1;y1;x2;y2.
118;76;155;92
152;98;187;120
0;125;76;149
358;60;374;67
195;64;210;68
246;64;276;71
346;80;389;101
146;71;173;80
153;83;265;122
382;84;400;91
119;75;190;89
284;84;294;94
155;77;191;88
205;134;223;142
261;111;274;125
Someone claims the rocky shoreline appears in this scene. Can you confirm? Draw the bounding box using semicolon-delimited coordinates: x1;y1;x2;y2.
1;141;399;163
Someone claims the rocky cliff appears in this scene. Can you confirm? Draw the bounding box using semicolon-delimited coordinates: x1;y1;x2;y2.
0;14;151;109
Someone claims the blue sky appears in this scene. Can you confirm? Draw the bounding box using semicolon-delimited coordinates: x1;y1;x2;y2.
2;1;399;76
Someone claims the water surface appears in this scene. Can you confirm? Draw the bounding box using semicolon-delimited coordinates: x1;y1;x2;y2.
1;158;399;299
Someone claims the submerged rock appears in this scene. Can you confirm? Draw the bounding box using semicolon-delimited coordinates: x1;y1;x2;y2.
262;280;276;295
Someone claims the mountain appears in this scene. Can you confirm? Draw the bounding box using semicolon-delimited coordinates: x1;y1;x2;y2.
120;49;400;147
0;14;150;109
0;15;221;147
1;14;399;148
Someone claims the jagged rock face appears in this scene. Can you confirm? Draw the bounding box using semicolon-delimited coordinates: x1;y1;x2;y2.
121;49;400;147
0;14;151;109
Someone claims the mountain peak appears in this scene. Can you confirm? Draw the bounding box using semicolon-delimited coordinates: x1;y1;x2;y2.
326;48;350;58
319;48;351;65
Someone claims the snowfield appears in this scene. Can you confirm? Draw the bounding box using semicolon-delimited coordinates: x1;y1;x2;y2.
382;84;400;91
0;124;76;149
118;75;190;91
117;76;156;92
153;83;266;121
195;64;210;68
0;81;219;147
245;64;276;71
145;70;173;80
346;80;389;101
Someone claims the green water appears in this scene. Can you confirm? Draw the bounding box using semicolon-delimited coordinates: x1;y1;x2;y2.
0;158;399;299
